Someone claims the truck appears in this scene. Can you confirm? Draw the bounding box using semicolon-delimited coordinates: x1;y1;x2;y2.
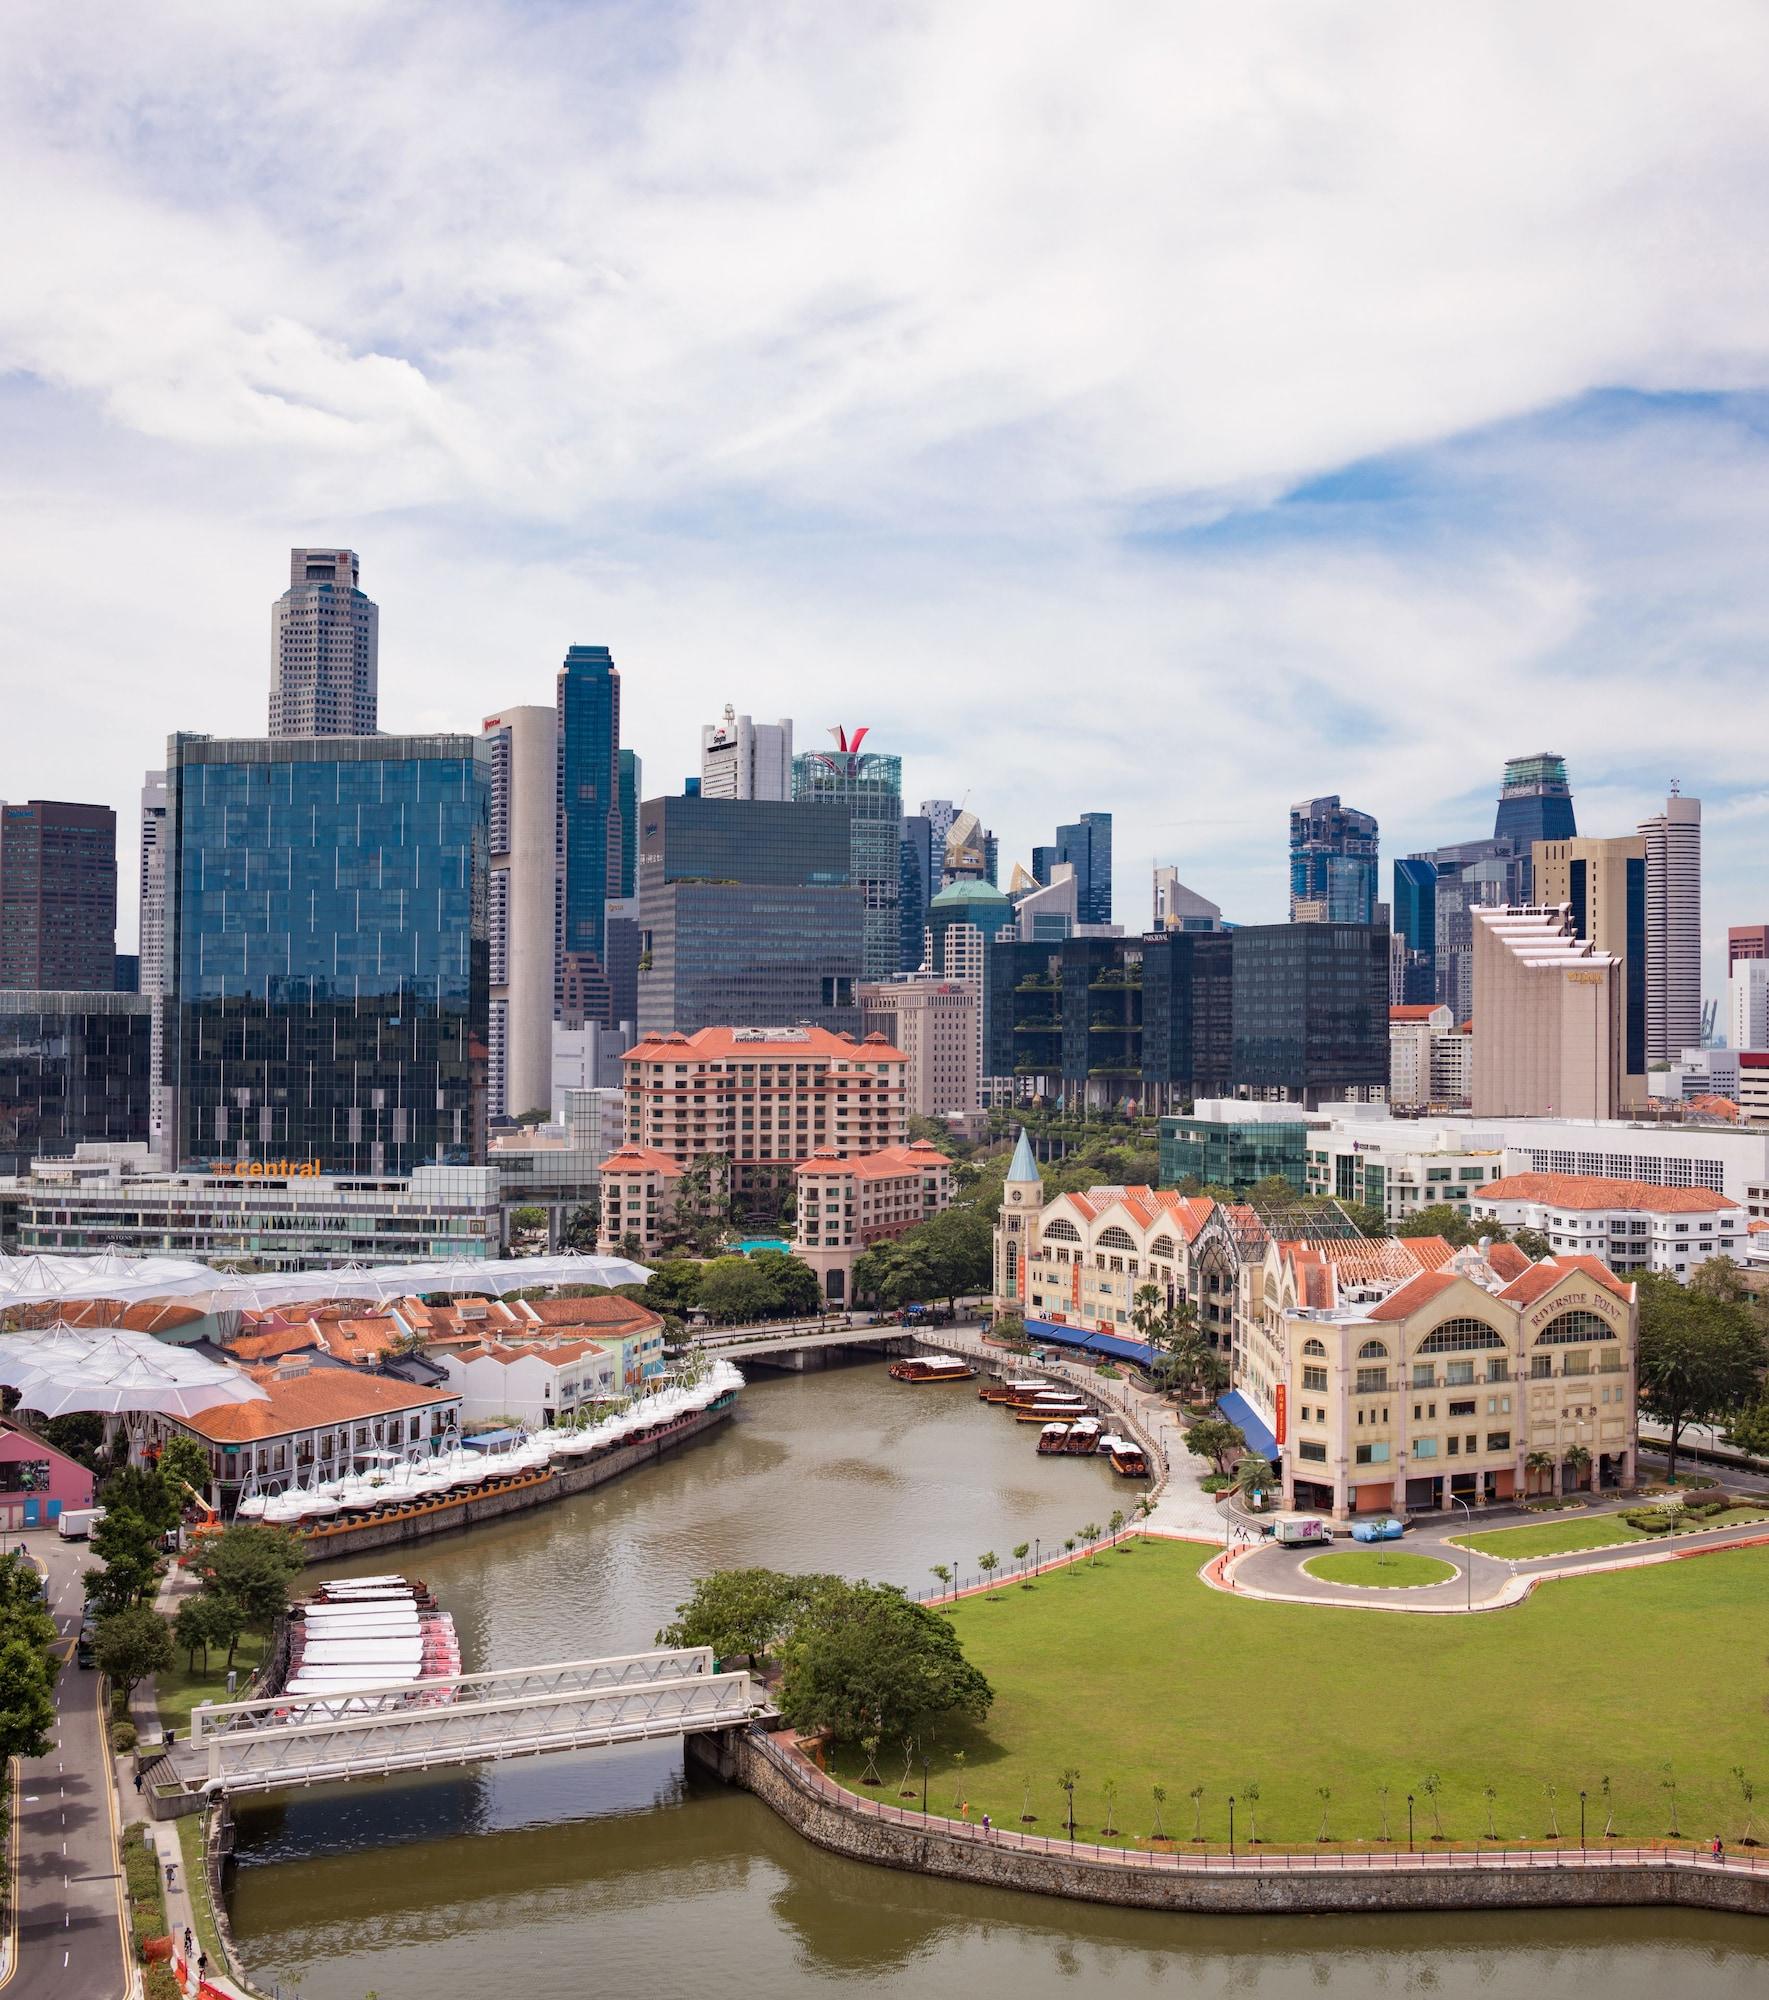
56;1506;104;1542
1266;1512;1332;1546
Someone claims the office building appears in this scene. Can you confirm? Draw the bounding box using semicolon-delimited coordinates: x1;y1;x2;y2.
617;749;642;899
861;979;977;1117
1472;1172;1744;1279
792;732;902;981
602;894;640;1030
1288;797;1378;925
1727;925;1769;975
1152;866;1223;933
1493;751;1576;856
619;1025;907;1200
139;773;170;1147
1648;1046;1740;1106
1470;906;1620;1120
899;814;936;973
924;879;1017;1100
268;548;378;738
634;795;864;1035
556;645;622;1024
700;708;793;801
1303;1120;1506;1224
0;992;150;1175
1390;857;1437;1004
1408;837;1530;1021
1390;1003;1451;1110
0;800;118;990
1533;834;1648;1105
482;706;557;1123
792;1140;954;1303
1031;812;1112;926
1157;1102;1312;1192
1638;786;1702;1062
1731;959;1769;1053
163;732;490;1177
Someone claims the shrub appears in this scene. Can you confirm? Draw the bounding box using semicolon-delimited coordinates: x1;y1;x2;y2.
110;1719;138;1754
1622;1511;1673;1533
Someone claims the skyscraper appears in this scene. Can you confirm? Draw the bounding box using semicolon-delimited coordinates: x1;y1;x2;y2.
0;800;117;990
617;748;642;900
1727;925;1769;974
1032;812;1112;924
555;645;622;1023
268;549;378;737
899;813;936;973
483;706;557;1122
700;708;793;800
139;772;170;1148
164;732;489;1175
791;730;902;982
1288;796;1378;925
1638;784;1702;1061
1390;857;1437;1003
1494;752;1576;852
1471;905;1619;1119
1533;834;1648;1103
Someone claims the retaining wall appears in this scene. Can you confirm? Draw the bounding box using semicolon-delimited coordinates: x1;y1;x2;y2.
693;1730;1769;1918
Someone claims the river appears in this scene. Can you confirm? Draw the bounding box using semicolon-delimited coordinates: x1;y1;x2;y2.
226;1358;1768;2000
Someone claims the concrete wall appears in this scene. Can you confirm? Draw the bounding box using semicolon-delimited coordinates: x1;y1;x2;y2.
696;1730;1769;1918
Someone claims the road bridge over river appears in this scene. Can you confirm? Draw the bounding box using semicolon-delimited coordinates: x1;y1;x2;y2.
163;1646;767;1798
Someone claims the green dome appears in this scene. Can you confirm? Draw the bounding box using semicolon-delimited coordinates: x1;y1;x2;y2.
928;879;1012;909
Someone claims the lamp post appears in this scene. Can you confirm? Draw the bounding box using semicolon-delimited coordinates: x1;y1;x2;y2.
1580;1789;1587;1852
952;1555;958;1601
1034;1536;1041;1578
1448;1494;1473;1610
1407;1793;1415;1853
1228;1794;1236;1858
922;1756;930;1816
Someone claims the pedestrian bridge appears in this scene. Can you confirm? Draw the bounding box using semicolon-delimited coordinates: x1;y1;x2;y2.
179;1646;766;1796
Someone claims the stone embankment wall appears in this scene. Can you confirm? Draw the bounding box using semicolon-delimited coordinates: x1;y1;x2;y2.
289;1401;735;1563
692;1730;1769;1918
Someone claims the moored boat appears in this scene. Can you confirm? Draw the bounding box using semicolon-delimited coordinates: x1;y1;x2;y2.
1000;1381;1061;1408
1035;1422;1072;1455
1103;1434;1150;1478
1013;1396;1089;1422
1063;1417;1103;1455
981;1377;1050;1404
888;1353;977;1384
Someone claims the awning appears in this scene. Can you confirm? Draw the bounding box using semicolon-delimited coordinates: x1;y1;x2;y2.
1217;1390;1280;1464
1024;1318;1157;1368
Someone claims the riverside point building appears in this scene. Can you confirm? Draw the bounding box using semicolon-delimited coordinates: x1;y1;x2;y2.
1470;905;1620;1119
792;1140;955;1303
619;1025;907;1200
1267;1239;1638;1518
1470;1171;1744;1279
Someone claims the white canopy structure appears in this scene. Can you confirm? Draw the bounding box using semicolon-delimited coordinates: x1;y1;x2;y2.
0;1325;268;1418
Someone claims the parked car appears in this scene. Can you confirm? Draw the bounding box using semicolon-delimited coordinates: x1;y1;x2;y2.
76;1619;97;1668
1350;1516;1407;1543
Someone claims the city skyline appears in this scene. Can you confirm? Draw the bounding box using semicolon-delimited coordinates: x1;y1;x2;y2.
7;7;1769;999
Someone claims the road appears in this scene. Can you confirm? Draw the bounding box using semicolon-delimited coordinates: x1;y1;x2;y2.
5;1532;129;2000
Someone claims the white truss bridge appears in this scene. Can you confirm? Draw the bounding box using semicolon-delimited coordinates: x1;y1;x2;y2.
181;1646;765;1796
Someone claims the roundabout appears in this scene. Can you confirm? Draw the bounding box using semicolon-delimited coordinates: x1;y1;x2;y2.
1300;1549;1459;1590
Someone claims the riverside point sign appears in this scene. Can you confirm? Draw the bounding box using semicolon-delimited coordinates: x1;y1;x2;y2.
207;1160;324;1179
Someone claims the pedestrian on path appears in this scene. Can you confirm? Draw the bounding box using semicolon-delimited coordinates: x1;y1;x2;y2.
197;1949;208;1983
1713;1836;1725;1861
982;1812;992;1838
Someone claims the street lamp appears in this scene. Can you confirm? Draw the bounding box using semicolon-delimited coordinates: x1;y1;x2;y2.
1580;1789;1587;1852
1407;1793;1415;1853
952;1555;959;1601
1034;1536;1041;1577
1228;1794;1236;1857
922;1756;930;1815
1448;1494;1474;1610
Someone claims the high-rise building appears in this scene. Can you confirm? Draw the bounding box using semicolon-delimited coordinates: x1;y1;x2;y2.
791;730;902;982
1032;813;1112;925
1288;796;1377;925
860;979;978;1117
700;708;793;801
163;732;489;1175
555;645;622;1024
139;773;170;1149
617;749;642;900
1533;835;1648;1104
1390;857;1437;1004
635;795;864;1035
923;879;1018;1102
268;549;378;738
1728;925;1769;975
0;991;150;1175
1493;752;1577;859
1407;836;1529;1022
898;814;936;973
1730;960;1769;1054
1470;905;1620;1119
1152;866;1224;933
482;706;557;1123
1638;785;1702;1062
0;800;117;990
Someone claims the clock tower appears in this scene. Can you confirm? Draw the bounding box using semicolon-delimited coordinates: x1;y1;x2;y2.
995;1126;1044;1309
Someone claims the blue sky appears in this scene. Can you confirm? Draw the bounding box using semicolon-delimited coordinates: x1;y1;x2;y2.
4;1;1769;1001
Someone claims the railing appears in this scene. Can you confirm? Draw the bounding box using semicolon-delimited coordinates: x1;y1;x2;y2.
749;1730;1768;1881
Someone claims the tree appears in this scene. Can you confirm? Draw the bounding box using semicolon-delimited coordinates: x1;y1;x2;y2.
41;1413;106;1471
1689;1254;1750;1303
750;1250;824;1318
100;1462;180;1535
1233;1455;1276;1506
929;1563;952;1600
508;1203;546;1234
85;1507;165;1615
695;1256;776;1325
640;1260;704;1317
199;1523;304;1659
663;1154;734;1256
0;1631;55;1762
1512;1228;1551;1260
1636;1275;1766;1479
656;1568;830;1664
1723;1397;1769;1458
155;1435;212;1509
1079;1521;1103;1565
775;1580;993;1746
978;1551;1000;1596
1011;1541;1030;1583
1184;1415;1246;1476
1339;1202;1391;1240
173;1592;242;1674
1524;1449;1556;1497
905;1205;993;1308
1404;1205;1486;1250
94;1605;175;1702
993;1313;1029;1350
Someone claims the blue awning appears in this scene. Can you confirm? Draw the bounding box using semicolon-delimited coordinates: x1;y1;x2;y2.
1024;1318;1157;1368
1216;1390;1279;1464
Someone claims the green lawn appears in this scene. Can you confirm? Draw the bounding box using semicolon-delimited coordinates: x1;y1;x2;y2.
1302;1550;1458;1589
156;1633;265;1737
832;1539;1768;1849
174;1814;228;1971
1451;1507;1769;1562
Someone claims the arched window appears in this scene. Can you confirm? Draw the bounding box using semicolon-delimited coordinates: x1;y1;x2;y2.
1041;1218;1081;1244
1417;1318;1507;1354
1097;1226;1136;1252
1535;1309;1612;1346
1302;1338;1327;1358
1356;1340;1388;1360
1149;1235;1177;1260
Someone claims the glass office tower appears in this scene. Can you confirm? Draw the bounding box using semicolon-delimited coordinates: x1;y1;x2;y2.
791;744;902;981
1289;796;1379;925
1494;752;1576;851
617;747;641;900
0;991;150;1175
164;734;489;1176
556;646;622;1019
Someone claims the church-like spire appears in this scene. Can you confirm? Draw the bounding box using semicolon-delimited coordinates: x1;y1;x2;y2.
1007;1126;1039;1183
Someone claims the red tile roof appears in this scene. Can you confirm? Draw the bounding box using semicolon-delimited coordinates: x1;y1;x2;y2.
1496;1254;1632;1306
1389;1004;1442;1022
177;1368;455;1444
1688;1095;1741;1121
1364;1269;1463;1320
1479;1172;1738;1214
598;1145;687;1177
1484;1241;1532;1282
795;1141;951;1180
625;1027;907;1063
1393;1236;1457;1271
518;1297;662;1334
227;1324;322;1364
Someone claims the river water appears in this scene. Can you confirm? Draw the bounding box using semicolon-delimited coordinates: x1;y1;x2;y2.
226;1360;1768;2000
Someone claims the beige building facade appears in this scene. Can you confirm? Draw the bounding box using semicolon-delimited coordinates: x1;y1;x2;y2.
793;1139;954;1302
483;704;559;1123
1471;906;1620;1119
860;979;977;1117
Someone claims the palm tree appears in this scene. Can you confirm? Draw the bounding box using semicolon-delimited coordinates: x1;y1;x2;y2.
1233;1455;1276;1508
1563;1443;1592;1492
1107;1507;1126;1542
1525;1449;1556;1498
1062;1536;1077;1562
1150;1783;1167;1842
1189;1784;1205;1841
1059;1766;1080;1840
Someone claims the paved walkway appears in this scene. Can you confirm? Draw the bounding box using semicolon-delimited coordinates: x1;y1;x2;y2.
9;1532;130;2000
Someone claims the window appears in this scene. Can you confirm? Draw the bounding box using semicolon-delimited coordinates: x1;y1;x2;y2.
1414;1437;1438;1459
1042;1219;1081;1244
1355;1442;1390;1465
1557;1350;1592;1377
1531;1355;1552;1379
1098;1226;1135;1252
1302;1365;1327;1392
1302;1338;1327;1358
1445;1361;1474;1387
1448;1399;1476;1417
1447;1435;1460;1456
1535;1309;1610;1346
1487;1361;1509;1383
1418;1319;1506;1353
1299;1441;1327;1463
1357;1340;1388;1360
1412;1363;1434;1388
1355;1367;1389;1394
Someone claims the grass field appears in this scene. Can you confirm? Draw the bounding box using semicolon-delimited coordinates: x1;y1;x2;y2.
156;1633;264;1736
1451;1507;1769;1562
1301;1550;1458;1589
829;1539;1769;1850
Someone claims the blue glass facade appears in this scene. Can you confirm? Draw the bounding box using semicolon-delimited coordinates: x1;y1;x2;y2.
1289;796;1378;924
0;991;150;1175
791;749;902;981
164;734;489;1176
556;646;621;1016
1032;814;1113;925
617;747;641;900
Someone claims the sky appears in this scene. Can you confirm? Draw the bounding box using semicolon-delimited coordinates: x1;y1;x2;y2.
5;1;1769;1003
